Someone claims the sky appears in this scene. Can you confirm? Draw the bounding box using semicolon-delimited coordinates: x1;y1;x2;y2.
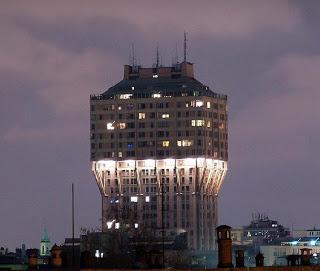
1;0;320;250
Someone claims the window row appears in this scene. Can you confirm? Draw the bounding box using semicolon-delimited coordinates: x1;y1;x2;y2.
91;101;226;112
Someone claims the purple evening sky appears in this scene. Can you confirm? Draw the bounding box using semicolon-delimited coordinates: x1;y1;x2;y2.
0;0;320;250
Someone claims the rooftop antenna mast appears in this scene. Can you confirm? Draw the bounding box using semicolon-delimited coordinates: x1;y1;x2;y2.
130;43;136;67
156;46;160;68
175;43;179;64
183;31;187;62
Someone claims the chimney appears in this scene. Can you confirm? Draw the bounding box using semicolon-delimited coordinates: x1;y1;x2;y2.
26;248;39;269
300;248;312;266
216;225;233;268
255;252;264;267
50;244;63;268
235;249;245;267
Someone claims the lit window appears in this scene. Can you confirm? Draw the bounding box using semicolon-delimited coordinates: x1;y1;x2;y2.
138;113;146;119
162;114;170;119
118;152;122;158
119;123;126;129
190;100;204;107
131;86;135;90
118;106;122;110
162;141;170;147
196;100;203;107
145;196;150;202
152;93;161;98
185;103;189;108
191;120;205;127
119;94;132;99
115;222;120;229
130;196;138;202
153;74;158;78
207;121;211;128
107;220;114;229
107;122;115;130
134;223;139;228
95;250;100;258
207;101;211;108
197;120;204;126
177;140;193;147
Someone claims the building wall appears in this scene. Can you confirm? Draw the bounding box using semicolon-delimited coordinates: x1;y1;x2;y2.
293;230;320;238
261;245;320;266
90;95;228;161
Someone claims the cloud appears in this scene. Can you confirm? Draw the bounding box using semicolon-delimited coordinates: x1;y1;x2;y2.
231;54;320;167
1;0;302;41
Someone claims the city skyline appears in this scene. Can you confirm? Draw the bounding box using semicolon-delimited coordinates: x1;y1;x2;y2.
1;1;320;250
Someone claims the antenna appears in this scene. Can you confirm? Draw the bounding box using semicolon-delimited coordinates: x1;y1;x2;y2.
156;46;160;68
130;43;136;67
183;31;187;62
175;43;179;64
72;183;75;267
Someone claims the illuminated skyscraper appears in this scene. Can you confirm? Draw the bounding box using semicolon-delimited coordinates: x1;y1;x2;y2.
90;59;228;251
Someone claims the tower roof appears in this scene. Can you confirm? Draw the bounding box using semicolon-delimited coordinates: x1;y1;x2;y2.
93;62;227;101
41;228;50;242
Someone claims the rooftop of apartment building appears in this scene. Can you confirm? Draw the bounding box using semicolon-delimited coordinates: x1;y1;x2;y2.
91;61;227;100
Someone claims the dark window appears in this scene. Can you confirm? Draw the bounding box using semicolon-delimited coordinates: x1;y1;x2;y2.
128;132;135;138
156;103;164;108
127;122;135;129
150;112;156;118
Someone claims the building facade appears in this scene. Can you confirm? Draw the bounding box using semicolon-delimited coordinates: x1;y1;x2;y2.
90;60;228;251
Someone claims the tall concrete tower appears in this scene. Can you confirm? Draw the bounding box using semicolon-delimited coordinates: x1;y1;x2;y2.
90;59;228;252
